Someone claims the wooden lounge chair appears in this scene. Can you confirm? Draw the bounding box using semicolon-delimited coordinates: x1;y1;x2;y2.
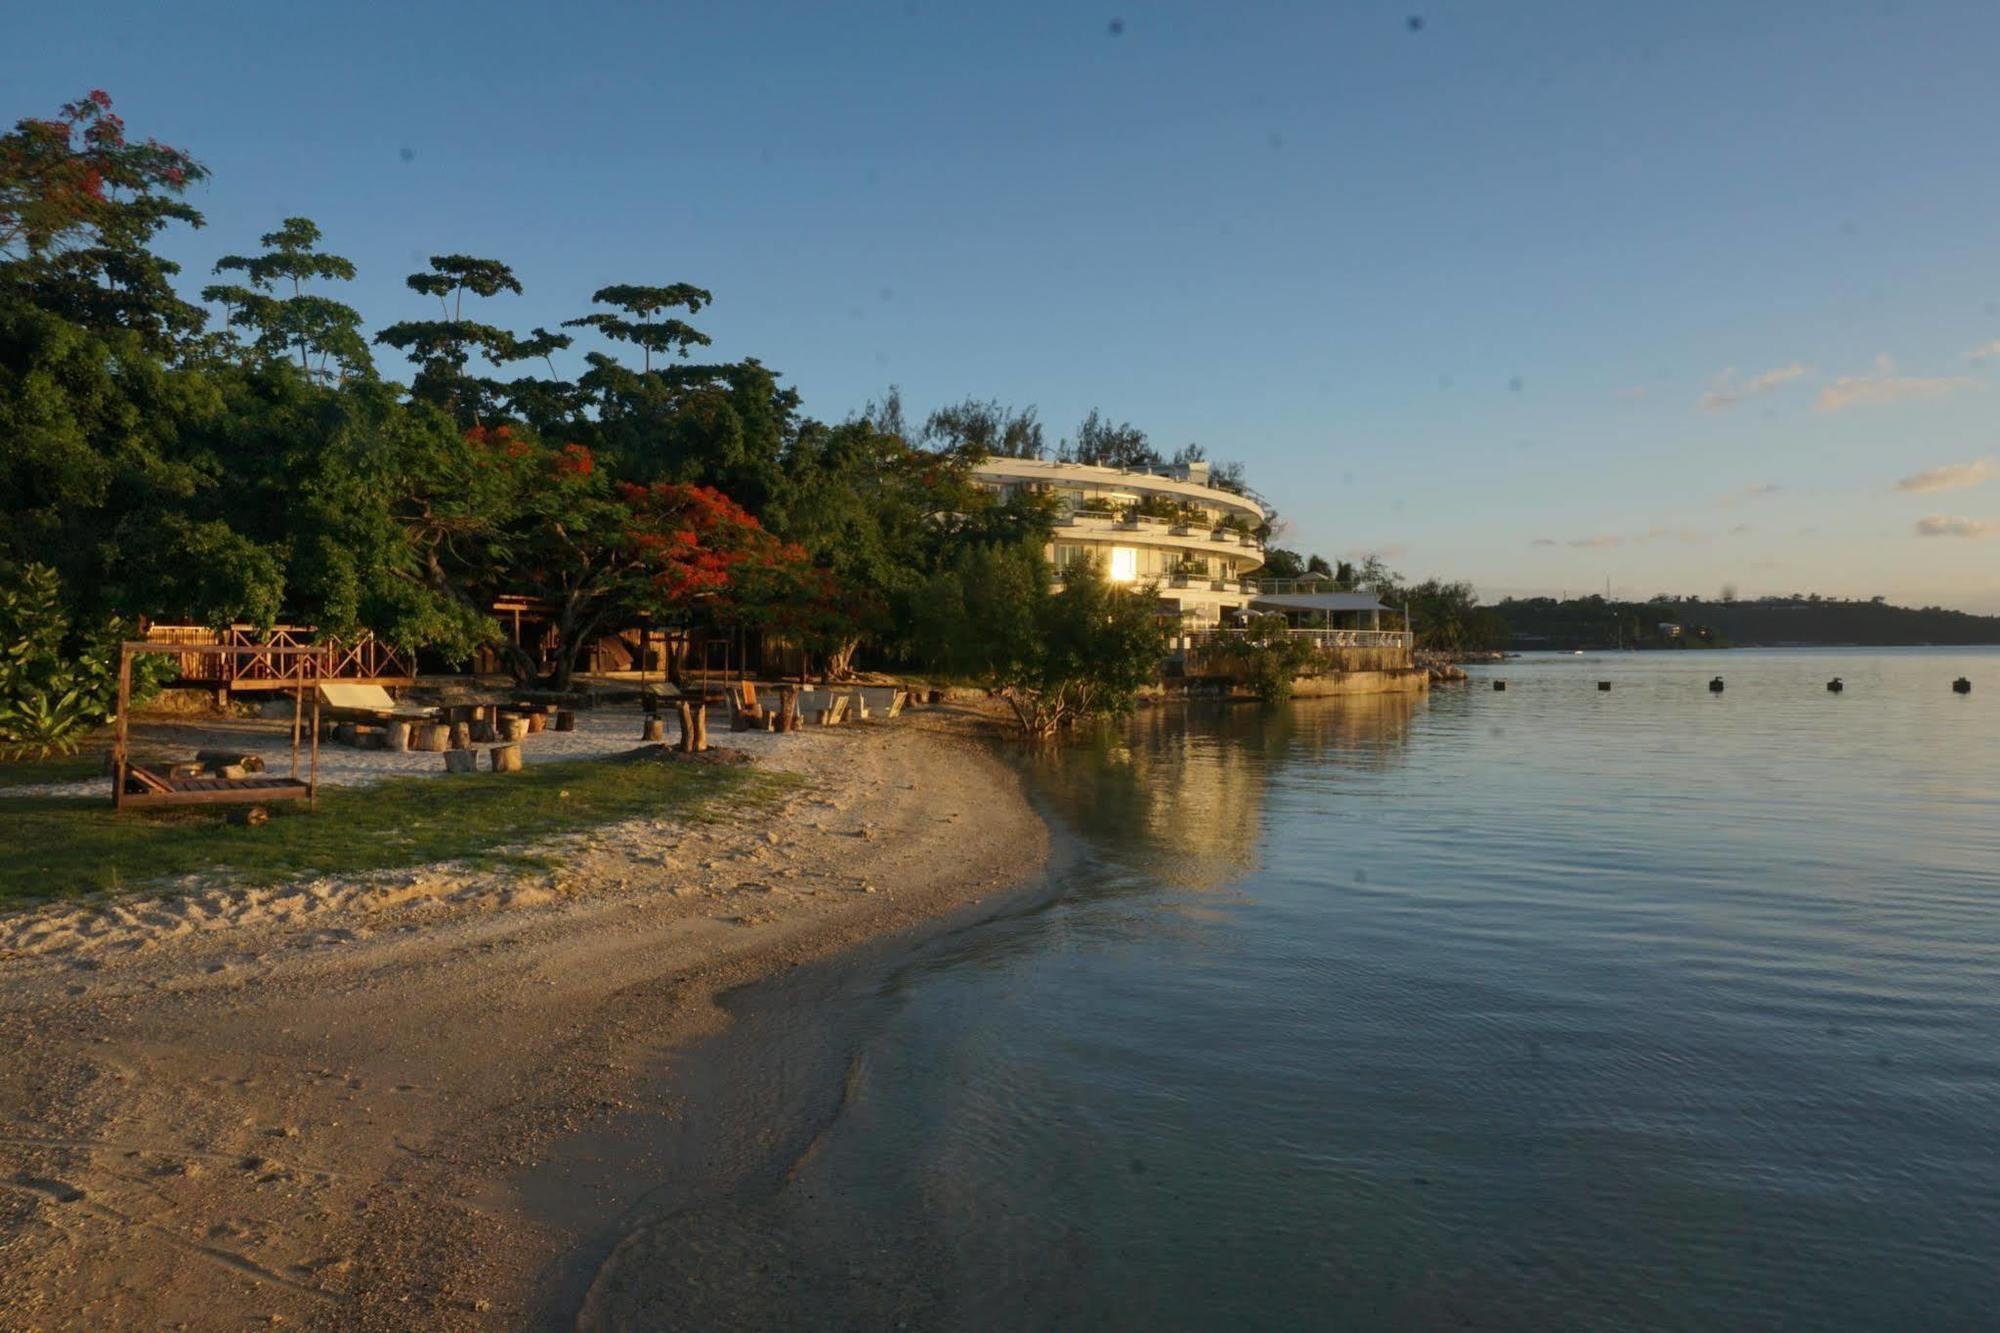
317;682;438;726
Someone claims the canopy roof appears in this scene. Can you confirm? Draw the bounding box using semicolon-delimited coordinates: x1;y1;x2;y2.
1248;592;1389;615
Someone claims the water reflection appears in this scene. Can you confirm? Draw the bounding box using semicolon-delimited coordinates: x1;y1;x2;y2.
1027;693;1421;892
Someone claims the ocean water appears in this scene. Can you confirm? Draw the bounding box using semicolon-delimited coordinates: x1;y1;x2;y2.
565;649;2000;1330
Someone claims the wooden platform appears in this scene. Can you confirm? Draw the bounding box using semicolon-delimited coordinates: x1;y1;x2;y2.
119;775;313;808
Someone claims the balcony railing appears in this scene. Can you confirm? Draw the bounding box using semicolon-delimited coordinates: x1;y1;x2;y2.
1054;510;1266;553
1185;627;1413;651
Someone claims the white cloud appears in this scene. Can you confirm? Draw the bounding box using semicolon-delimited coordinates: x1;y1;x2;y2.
1915;514;2000;538
1969;340;2000;364
1816;356;1973;412
1895;458;1994;494
1699;362;1809;411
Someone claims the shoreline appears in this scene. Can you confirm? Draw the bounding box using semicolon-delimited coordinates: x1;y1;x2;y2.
0;707;1048;1329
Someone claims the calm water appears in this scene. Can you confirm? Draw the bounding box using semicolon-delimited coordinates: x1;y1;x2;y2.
567;649;2000;1330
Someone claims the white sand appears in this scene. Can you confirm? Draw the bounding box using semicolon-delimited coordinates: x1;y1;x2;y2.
0;708;1045;1329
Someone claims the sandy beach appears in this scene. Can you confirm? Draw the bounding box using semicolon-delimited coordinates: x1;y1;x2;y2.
0;709;1047;1329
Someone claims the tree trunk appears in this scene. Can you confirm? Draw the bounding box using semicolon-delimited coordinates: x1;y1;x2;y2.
675;701;695;752
692;701;708;751
826;637;862;681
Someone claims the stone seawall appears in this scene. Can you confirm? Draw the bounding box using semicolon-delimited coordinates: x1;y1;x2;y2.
1287;666;1432;698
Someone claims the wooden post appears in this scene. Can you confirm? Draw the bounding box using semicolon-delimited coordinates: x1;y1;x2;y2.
308;683;321;811
674;701;694;751
692;701;708;752
554;710;576;732
489;743;522;773
290;686;303;780
444;749;477;774
643;716;666;743
113;644;133;810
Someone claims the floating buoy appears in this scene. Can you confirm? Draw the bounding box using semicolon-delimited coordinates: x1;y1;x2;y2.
1826;678;1843;693
1953;677;1972;694
1598;681;1612;691
1709;677;1725;693
1493;680;1507;691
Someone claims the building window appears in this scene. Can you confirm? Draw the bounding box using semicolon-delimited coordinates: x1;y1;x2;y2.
1109;546;1138;582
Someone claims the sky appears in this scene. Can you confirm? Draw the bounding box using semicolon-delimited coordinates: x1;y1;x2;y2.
10;0;2000;611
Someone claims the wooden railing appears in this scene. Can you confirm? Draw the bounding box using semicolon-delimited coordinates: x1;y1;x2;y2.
142;626;415;688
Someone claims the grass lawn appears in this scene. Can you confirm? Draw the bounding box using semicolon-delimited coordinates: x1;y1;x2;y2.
0;752;792;908
0;749;108;790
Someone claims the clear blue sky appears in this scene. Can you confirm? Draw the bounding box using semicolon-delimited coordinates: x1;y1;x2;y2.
11;1;2000;609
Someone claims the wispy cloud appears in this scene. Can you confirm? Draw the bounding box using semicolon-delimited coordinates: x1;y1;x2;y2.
1969;340;2000;364
1699;363;1809;411
1915;514;2000;538
1816;356;1973;412
1895;457;1994;494
1533;527;1703;551
1718;482;1782;508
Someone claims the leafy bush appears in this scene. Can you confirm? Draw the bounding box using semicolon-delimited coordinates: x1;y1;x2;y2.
914;549;1163;738
1235;613;1320;702
0;564;157;759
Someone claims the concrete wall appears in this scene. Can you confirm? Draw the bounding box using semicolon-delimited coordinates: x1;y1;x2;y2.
1287;667;1431;698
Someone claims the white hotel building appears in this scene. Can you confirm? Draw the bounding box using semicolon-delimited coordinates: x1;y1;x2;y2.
969;456;1275;627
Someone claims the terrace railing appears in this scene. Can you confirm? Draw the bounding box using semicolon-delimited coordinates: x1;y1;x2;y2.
1185;627;1414;652
143;625;416;689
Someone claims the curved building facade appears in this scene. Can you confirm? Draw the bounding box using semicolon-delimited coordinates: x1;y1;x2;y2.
970;456;1273;625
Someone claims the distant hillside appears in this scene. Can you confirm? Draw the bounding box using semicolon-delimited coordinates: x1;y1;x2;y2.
1493;595;2000;650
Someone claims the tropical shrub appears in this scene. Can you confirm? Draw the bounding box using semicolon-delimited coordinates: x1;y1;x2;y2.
0;563;157;758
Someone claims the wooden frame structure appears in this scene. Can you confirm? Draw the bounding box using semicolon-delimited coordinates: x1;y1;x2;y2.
113;641;322;812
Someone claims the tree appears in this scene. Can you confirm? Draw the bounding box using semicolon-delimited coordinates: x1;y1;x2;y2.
0;91;210;355
563;282;712;372
202;216;370;384
1063;407;1154;468
1233;612;1319;702
922;397;1045;459
373;254;524;420
915;550;1163;738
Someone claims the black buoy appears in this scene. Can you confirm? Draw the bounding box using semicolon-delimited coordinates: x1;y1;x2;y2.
1598;680;1612;691
1827;678;1843;693
1493;680;1507;691
1709;677;1725;693
1953;677;1972;694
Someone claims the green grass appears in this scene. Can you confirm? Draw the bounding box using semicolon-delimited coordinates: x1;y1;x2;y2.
0;749;107;789
0;753;795;908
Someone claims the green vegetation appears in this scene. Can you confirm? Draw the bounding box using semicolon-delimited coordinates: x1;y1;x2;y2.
0;747;103;789
915;554;1164;739
0;90;1057;714
1494;593;2000;649
0;753;787;905
1234;613;1320;702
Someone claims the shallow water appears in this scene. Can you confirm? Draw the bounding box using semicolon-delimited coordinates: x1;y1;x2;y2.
571;649;2000;1330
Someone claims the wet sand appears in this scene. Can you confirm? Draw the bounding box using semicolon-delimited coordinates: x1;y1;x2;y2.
0;709;1046;1329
